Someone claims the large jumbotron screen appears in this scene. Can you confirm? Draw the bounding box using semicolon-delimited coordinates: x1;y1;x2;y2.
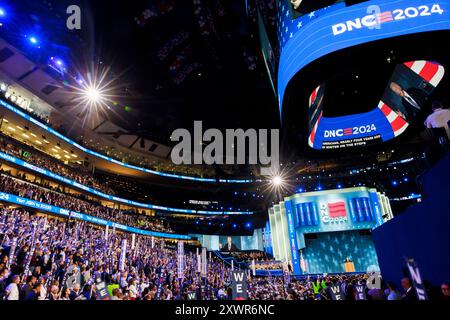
277;0;450;149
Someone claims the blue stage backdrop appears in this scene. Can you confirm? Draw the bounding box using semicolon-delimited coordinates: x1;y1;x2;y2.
303;231;380;274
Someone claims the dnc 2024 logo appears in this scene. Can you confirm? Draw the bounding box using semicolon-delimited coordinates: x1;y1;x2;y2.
324;124;377;138
332;3;444;36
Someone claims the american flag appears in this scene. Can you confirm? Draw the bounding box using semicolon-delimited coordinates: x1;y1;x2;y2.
328;202;347;218
377;11;394;24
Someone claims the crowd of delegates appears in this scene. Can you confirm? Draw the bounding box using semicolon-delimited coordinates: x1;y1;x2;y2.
0;208;449;301
0;208;233;300
254;261;285;271
0;174;174;234
231;250;272;262
1;129;213;190
247;274;450;301
0;134;116;195
0;90;50;125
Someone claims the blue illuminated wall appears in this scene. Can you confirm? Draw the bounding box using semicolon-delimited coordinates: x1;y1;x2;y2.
262;221;274;256
276;0;450;114
303;231;380;274
372;152;450;286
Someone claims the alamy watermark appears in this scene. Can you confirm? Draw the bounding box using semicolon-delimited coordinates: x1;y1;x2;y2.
170;121;279;176
66;5;81;30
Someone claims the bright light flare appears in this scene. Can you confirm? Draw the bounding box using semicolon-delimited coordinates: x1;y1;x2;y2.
66;62;124;127
271;175;283;187
262;168;295;201
65;57;132;128
85;86;103;103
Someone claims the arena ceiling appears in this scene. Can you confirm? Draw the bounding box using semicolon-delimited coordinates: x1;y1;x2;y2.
9;0;279;146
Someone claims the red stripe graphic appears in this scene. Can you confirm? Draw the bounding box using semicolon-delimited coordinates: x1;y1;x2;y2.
377;11;393;23
310;126;316;143
379;103;392;117
404;61;414;69
310;90;317;107
328;202;347;218
419;62;439;83
309;112;323;144
390;115;408;132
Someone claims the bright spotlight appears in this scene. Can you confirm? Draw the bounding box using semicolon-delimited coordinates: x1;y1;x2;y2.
67;64;122;123
0;8;6;17
29;36;38;44
272;175;283;187
85;87;102;103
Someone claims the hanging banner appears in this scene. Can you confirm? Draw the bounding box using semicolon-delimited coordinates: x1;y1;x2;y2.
406;258;428;300
105;225;109;240
231;270;248;300
119;239;127;272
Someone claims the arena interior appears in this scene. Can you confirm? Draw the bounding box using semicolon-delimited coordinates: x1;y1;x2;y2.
0;0;449;306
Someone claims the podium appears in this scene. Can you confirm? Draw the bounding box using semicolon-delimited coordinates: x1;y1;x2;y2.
344;261;355;273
